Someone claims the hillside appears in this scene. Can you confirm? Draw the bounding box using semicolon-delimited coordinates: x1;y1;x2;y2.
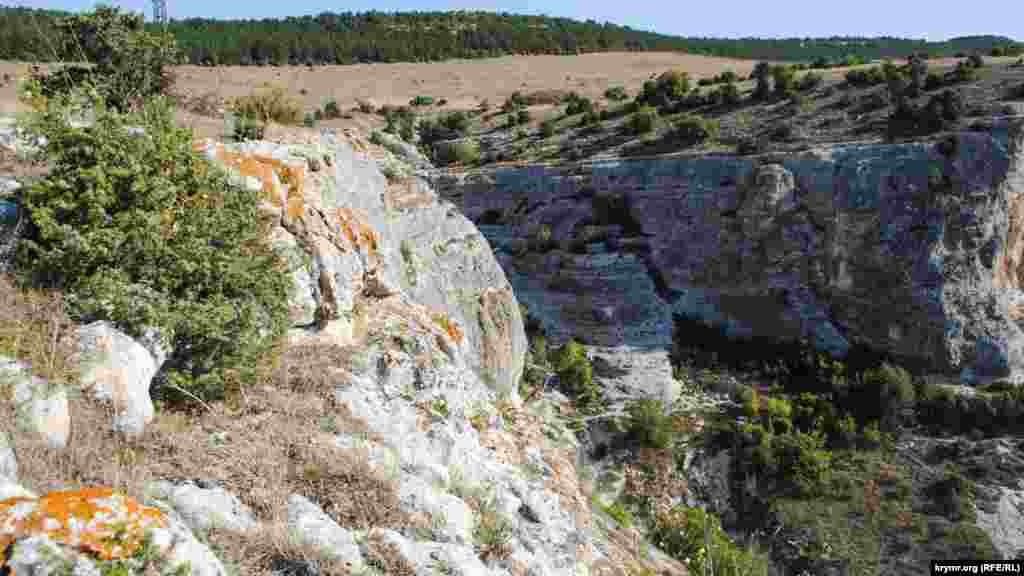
0;5;1021;66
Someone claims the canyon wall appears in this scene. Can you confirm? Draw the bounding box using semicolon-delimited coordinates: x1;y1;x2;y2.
434;119;1024;404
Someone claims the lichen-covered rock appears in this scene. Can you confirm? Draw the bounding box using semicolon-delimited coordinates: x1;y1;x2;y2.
201;133;526;400
435;119;1024;390
0;486;223;576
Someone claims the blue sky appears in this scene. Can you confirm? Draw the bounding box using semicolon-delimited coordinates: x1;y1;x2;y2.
10;0;1022;41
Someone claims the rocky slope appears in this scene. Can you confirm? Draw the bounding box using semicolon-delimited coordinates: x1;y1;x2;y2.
432;118;1024;407
0;123;686;575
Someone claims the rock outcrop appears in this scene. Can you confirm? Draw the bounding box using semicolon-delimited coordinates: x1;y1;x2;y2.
433;119;1024;400
1;123;681;575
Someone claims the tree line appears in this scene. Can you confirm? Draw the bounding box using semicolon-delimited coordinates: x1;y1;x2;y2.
0;5;1020;66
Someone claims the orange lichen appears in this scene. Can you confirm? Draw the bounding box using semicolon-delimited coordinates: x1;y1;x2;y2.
335;208;379;256
0;487;167;562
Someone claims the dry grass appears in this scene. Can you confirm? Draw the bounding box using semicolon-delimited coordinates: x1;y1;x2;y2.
0;274;79;388
0;54;764;139
0;277;421;574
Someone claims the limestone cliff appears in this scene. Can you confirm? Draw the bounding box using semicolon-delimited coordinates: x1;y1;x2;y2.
433;119;1024;403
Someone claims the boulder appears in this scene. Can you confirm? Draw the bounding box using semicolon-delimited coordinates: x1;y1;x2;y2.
1;357;69;450
0;486;225;576
78;322;159;437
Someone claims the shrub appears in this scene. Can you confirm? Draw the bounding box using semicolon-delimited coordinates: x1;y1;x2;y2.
798;71;824;92
232;84;302;125
650;505;769;576
441;111;471;133
771;65;797;99
597;499;634;527
302;112;316;128
604;86;629;101
16;95;291;404
409;95;434;107
233;116;266;141
322;98;342;119
628;105;658;135
553;339;603;414
949;61;979;84
672;115;719;146
516;108;531;125
845;67;885;88
717;82;742;107
540;119;556;138
626;398;674;449
502;91;526;113
752;62;772;101
433;139;480;166
28;6;178;113
565;95;594;116
655;70;691;100
580;110;600;127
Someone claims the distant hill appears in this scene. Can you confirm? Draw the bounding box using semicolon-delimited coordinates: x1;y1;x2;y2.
0;5;1020;66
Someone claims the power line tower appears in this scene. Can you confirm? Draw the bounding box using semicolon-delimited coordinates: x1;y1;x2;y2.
151;0;167;29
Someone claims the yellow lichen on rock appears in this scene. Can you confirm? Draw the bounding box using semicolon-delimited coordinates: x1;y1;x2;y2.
0;487;167;562
335;208;379;256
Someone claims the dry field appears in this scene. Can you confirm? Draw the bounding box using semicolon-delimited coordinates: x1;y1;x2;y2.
0;52;764;138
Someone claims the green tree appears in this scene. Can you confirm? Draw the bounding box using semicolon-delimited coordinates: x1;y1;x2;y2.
31;5;178;113
16;94;291;404
752;62;772;101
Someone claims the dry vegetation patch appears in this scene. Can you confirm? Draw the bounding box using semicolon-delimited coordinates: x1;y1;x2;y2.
0;279;422;574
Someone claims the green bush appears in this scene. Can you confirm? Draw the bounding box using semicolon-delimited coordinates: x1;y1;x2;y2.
516;108;531;125
655;70;691;100
626;398;674;449
604;86;629;101
798;71;824;92
433;139;480;166
628;105;658;135
409;95;434;107
650;505;769;576
232;84;303;125
565;95;594;116
597;499;634;527
303;112;316;127
772;65;797;99
718;82;742;106
16;95;291;404
540;119;556;138
28;6;178;113
672;115;719;146
233;116;266;141
949;61;980;84
553;339;603;414
752;62;773;101
322;98;341;119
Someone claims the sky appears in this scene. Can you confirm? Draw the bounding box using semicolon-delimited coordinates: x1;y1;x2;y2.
9;0;1022;41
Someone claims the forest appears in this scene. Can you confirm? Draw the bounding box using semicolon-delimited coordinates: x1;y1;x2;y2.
0;5;1020;66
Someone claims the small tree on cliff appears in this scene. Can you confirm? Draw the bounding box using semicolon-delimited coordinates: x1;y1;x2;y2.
27;5;179;113
14;6;290;407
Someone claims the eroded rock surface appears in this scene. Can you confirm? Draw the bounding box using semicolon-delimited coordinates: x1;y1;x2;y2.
434;120;1024;398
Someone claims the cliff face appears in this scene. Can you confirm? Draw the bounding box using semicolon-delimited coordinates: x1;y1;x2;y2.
434;119;1024;400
